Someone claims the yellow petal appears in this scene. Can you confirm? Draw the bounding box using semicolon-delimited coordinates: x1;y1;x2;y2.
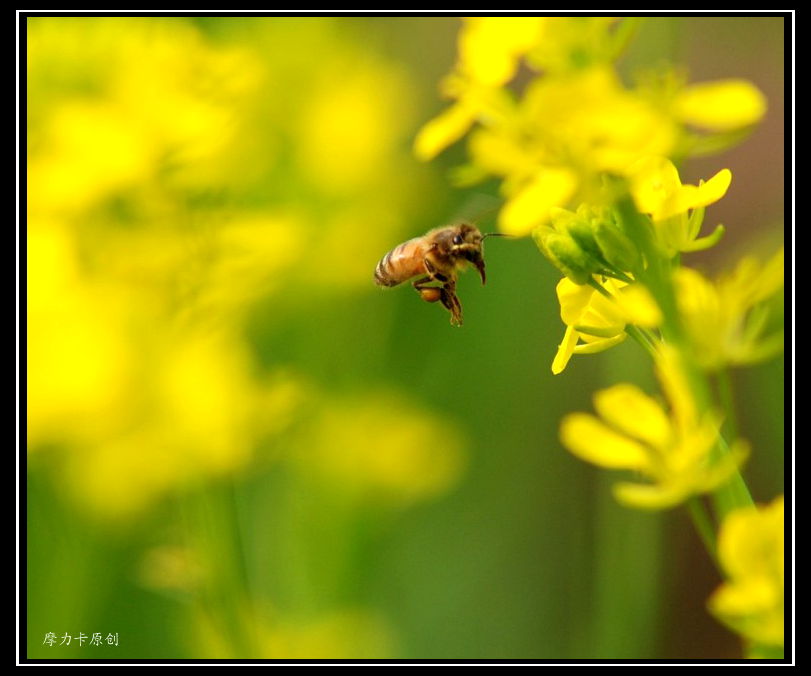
414;103;476;161
580;288;627;333
709;495;784;647
468;127;536;178
459;17;543;86
551;325;579;375
675;79;767;131
709;578;784;646
661;168;731;220
692;438;749;492
710;577;779;616
628;157;730;221
593;384;672;449
750;247;785;305
615;284;662;327
559;412;650;470
628;156;681;217
654;346;698;433
612;480;689;510
717;496;784;581
556;276;596;326
691;168;732;210
499;168;578;236
571;333;626;353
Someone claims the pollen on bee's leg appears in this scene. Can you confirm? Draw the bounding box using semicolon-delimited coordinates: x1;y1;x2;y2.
419;287;442;303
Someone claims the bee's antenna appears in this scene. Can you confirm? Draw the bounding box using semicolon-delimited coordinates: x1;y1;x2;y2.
481;232;513;240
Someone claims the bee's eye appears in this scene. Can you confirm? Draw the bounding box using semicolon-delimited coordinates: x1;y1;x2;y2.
453;234;463;245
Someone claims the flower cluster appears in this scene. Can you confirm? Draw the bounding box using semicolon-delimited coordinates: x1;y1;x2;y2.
560;347;749;510
417;18;766;237
417;17;784;657
709;496;785;652
28;17;462;520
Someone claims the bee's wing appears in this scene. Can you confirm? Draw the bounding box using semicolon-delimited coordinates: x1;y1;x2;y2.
448;193;502;229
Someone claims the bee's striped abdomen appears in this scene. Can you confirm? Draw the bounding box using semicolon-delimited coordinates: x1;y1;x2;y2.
374;238;427;287
374;248;398;286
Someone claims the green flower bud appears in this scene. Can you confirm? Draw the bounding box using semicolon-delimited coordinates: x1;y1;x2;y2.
593;216;640;272
534;207;611;284
535;229;603;285
565;212;604;262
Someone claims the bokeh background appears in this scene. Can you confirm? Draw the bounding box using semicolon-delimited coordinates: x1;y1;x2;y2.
25;16;785;660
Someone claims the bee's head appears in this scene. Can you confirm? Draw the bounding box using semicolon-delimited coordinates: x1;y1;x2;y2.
446;224;486;284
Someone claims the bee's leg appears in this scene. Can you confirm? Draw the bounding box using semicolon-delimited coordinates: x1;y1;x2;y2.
413;276;443;303
423;257;450;285
440;282;463;326
420;259;463;325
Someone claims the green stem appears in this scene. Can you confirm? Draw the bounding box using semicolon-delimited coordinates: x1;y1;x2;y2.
625;324;659;360
599;268;635;284
711;435;755;519
178;480;259;658
638;327;661;345
686;497;718;565
615;194;755;532
716;368;739;444
587;276;612;299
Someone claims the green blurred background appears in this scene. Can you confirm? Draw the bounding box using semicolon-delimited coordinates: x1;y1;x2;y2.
25;16;784;660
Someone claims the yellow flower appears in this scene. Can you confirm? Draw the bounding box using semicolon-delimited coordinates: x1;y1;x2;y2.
709;496;784;650
292;392;467;506
675;249;784;370
415;18;766;244
674;79;767;132
551;277;661;374
559;347;747;509
520;66;679;177
628;156;730;254
504;170;580;237
194;604;395;659
457;17;545;87
629;156;731;221
525;17;622;74
414;101;479;162
26;17;429;522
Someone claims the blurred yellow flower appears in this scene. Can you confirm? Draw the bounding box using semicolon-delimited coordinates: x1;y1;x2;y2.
551;277;660;375
416;18;765;238
519;66;679;177
293;393;466;506
457;17;545;86
195;604;395;659
500;169;580;237
295;57;416;193
559;347;748;509
414;101;479;162
259;610;395;659
675;250;784;370
26;17;434;522
27;215;309;521
497;65;679;235
709;496;784;650
137;545;204;593
27;220;136;447
674;79;767;132
53;331;305;520
27;18;263;211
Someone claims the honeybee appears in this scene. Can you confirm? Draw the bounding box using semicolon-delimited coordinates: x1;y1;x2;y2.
374;223;504;326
